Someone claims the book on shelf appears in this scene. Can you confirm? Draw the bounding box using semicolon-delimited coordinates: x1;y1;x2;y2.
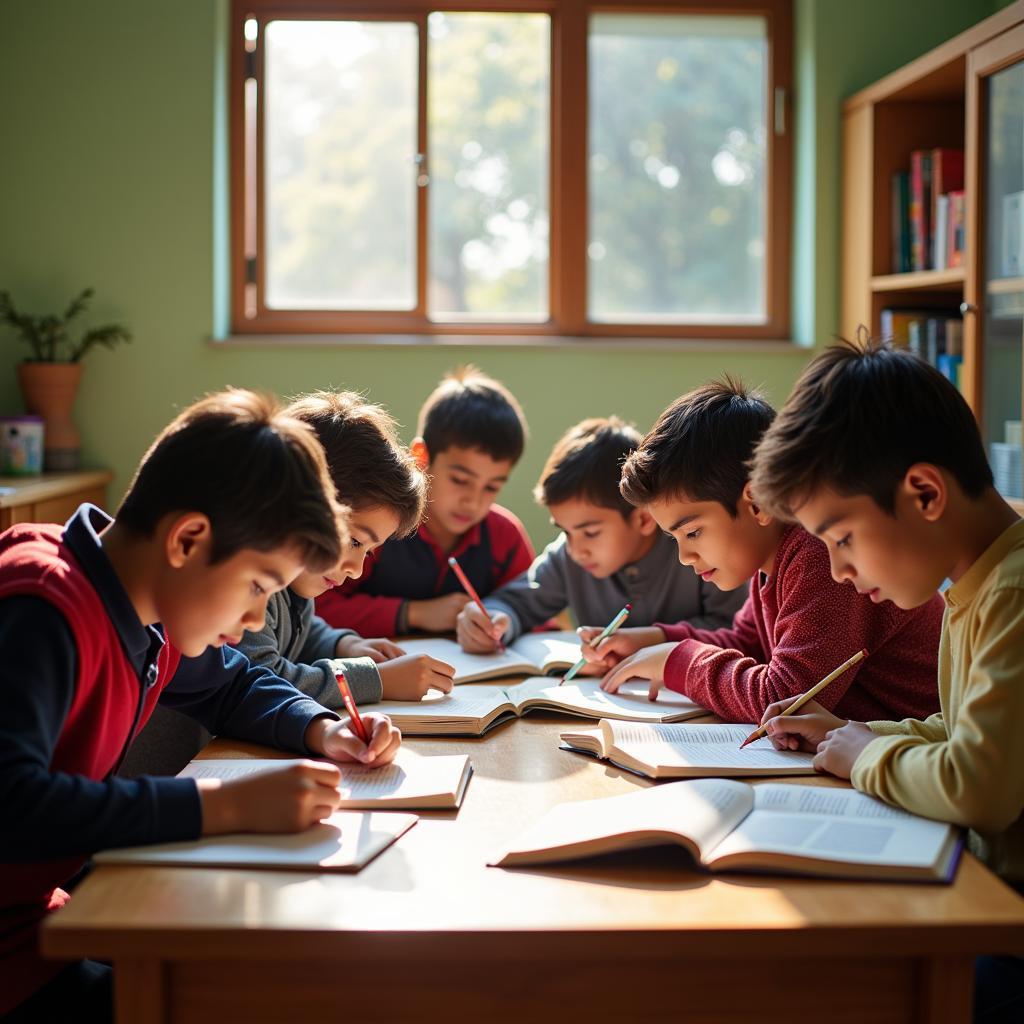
894;149;963;273
891;170;911;274
910;150;932;271
365;677;707;736
933;195;950;271
931;147;964;271
880;307;962;383
560;720;817;779
95;811;416;872
398;630;583;683
178;749;473;809
948;189;966;267
491;778;963;883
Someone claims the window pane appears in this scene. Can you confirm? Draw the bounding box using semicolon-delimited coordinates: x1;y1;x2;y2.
264;20;418;310
428;12;550;321
588;14;767;323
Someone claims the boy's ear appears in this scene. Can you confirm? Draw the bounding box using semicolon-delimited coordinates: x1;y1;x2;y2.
741;482;773;526
899;463;947;522
410;437;431;471
165;513;213;569
630;505;658;536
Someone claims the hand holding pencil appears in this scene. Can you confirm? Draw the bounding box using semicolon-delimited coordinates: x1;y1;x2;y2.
449;556;508;653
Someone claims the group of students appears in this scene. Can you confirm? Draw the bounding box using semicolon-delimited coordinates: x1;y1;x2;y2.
1;338;1022;1022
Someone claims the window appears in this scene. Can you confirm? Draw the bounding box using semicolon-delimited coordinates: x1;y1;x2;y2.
231;1;791;339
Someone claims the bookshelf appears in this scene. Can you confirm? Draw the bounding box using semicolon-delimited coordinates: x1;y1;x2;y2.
841;1;1024;513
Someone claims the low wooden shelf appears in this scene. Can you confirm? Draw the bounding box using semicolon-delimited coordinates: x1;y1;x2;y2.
0;469;113;529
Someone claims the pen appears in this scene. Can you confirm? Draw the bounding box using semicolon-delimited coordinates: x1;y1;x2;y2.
739;648;869;749
448;555;506;652
335;669;370;745
561;602;633;686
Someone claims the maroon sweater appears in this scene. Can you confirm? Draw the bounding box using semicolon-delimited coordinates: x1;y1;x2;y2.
658;524;943;724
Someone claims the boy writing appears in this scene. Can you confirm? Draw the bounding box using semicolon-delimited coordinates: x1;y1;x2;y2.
457;417;745;653
239;391;456;701
316;366;535;637
584;379;943;725
0;390;400;1021
749;339;1023;1019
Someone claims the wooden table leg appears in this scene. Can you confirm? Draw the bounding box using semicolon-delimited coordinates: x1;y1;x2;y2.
115;958;166;1024
917;956;975;1023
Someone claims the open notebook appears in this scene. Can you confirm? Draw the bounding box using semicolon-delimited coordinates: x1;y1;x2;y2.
398;630;583;683
95;811;415;873
178;750;472;810
366;677;707;736
492;778;963;882
560;721;816;778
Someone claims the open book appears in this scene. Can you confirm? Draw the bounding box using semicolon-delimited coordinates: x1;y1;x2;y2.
399;630;583;683
96;811;415;873
492;778;963;882
178;750;472;810
367;677;707;736
560;721;816;778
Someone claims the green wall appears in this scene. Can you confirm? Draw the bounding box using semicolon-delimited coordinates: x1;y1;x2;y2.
0;0;998;547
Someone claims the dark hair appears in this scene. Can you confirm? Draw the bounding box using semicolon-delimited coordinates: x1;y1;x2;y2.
750;336;993;518
620;377;775;515
117;388;348;572
417;365;527;464
286;391;426;538
534;417;642;516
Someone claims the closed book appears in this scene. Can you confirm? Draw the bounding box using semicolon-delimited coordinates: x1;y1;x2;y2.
948;190;966;268
931;148;964;268
933;194;950;271
910;150;933;271
891;171;911;273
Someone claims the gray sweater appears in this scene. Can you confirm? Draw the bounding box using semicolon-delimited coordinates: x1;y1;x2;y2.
236;588;383;708
484;531;747;641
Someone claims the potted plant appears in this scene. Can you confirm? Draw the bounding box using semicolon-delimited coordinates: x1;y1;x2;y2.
0;288;131;470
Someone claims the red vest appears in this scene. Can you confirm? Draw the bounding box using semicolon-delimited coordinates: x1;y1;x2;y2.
0;522;181;1013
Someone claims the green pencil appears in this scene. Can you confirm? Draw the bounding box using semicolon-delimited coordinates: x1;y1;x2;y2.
560;603;633;686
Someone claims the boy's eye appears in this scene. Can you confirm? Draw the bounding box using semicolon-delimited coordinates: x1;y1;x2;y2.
351;537;363;550
685;528;702;541
583;530;601;540
484;484;500;495
251;581;266;597
836;533;852;549
451;475;469;486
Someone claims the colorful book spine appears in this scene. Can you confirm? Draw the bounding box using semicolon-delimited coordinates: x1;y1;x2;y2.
891;171;911;273
948;190;966;268
931;148;964;270
910;151;933;272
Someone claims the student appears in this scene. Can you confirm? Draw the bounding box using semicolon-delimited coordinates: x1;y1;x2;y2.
457;417;746;653
584;379;943;726
316;366;535;637
745;340;1023;1021
239;391;456;702
0;390;401;1022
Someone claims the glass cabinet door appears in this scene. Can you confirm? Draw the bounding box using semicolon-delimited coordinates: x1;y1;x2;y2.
977;38;1024;503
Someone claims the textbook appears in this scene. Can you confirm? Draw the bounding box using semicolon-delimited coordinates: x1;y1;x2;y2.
95;811;415;873
492;778;963;882
368;677;707;736
560;720;817;778
399;630;583;682
178;750;473;810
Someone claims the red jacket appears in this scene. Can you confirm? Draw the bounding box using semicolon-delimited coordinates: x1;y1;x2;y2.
317;503;534;635
658;525;943;723
0;522;181;1012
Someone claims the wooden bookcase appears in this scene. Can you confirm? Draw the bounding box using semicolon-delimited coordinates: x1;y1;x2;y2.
841;0;1024;512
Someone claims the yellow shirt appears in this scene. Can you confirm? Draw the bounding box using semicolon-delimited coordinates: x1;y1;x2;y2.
851;517;1024;882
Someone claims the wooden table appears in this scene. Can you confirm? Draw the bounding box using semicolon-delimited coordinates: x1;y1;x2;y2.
0;468;112;529
43;714;1024;1023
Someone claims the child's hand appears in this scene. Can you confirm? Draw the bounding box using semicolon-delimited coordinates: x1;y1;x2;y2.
379;652;456;700
336;635;405;663
197;760;343;835
456;603;511;653
407;592;472;632
761;697;847;753
811;721;878;779
599;642;677;701
577;625;667;670
306;713;402;767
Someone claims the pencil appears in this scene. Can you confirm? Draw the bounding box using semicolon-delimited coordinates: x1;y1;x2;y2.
448;555;505;652
738;648;869;749
335;669;371;745
560;603;633;686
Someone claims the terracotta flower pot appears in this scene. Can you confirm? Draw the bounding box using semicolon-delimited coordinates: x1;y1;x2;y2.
16;362;84;470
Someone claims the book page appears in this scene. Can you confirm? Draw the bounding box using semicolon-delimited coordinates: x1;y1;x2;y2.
179;752;471;808
494;779;754;867
95;812;416;872
707;784;953;869
509;630;583;673
507;677;705;722
370;685;511;721
605;722;816;774
397;637;536;682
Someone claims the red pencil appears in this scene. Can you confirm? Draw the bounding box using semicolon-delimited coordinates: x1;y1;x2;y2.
448;555;506;652
335;669;370;745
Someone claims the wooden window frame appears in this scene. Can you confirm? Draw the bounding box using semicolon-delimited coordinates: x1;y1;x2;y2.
230;0;792;339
